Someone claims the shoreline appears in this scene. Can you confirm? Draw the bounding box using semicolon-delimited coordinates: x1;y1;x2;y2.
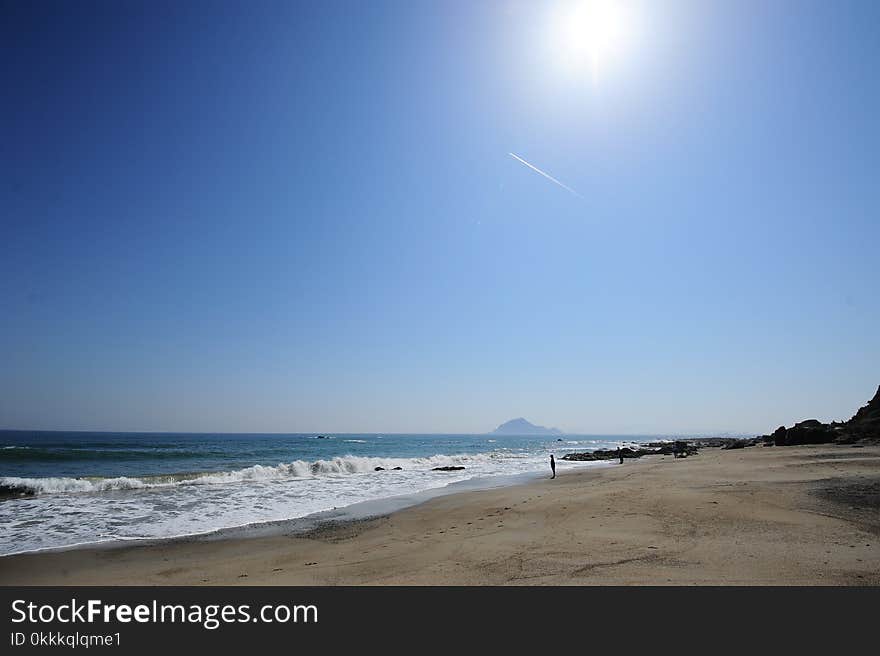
0;434;629;556
1;444;877;585
0;463;609;559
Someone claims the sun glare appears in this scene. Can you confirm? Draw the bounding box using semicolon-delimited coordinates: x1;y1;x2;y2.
549;0;636;82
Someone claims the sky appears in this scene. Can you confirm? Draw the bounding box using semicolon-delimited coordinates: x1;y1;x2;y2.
2;0;878;435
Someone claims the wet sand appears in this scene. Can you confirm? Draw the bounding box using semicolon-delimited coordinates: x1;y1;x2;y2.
1;444;878;585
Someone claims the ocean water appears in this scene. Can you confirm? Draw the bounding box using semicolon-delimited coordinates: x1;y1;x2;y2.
0;431;653;556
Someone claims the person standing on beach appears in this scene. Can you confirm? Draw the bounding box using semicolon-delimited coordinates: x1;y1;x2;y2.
617;447;623;465
550;454;556;479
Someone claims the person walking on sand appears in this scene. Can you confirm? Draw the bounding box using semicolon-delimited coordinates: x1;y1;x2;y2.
617;446;623;465
550;454;556;479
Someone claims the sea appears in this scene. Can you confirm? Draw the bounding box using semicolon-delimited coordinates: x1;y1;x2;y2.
0;431;661;556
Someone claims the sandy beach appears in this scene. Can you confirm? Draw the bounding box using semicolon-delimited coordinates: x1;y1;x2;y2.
1;444;878;585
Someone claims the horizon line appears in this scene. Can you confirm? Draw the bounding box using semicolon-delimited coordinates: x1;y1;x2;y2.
0;427;757;437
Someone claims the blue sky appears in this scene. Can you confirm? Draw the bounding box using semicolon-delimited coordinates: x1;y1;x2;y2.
2;0;878;434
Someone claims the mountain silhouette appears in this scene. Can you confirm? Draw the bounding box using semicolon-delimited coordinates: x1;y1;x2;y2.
490;418;563;435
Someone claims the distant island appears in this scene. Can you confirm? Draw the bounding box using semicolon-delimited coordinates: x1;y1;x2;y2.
490;418;563;435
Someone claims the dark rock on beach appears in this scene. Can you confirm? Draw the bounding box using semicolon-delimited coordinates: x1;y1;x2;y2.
759;386;880;446
432;466;465;471
665;437;742;448
392;466;403;470
851;387;880;422
562;441;702;462
562;447;655;462
374;467;385;471
772;421;836;446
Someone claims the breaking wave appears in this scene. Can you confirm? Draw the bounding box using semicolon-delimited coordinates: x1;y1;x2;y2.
0;452;514;497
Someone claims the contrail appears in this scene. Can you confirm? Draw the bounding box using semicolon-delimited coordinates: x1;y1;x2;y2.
508;152;582;198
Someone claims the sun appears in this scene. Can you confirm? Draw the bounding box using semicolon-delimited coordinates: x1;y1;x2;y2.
549;0;636;82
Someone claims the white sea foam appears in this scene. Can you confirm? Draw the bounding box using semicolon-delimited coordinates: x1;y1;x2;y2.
0;449;607;556
1;475;150;494
0;453;517;496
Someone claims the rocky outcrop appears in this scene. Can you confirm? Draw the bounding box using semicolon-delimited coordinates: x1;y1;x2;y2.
561;442;699;461
769;421;836;446
846;385;880;440
562;447;646;461
432;466;465;471
760;385;880;446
